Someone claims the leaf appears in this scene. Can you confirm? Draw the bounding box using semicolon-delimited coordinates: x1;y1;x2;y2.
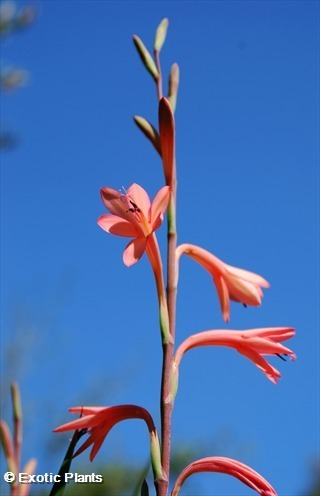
154;18;169;52
49;429;85;496
140;479;149;496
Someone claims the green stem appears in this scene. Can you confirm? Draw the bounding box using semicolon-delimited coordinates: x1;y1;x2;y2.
154;50;163;101
146;233;171;345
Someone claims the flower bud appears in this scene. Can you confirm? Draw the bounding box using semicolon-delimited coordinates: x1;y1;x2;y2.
154;18;169;52
133;35;159;81
158;97;175;185
150;431;167;482
168;63;179;112
133;116;161;155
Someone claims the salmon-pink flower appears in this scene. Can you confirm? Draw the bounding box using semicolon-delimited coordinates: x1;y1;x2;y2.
168;328;295;401
171;456;277;496
176;243;270;322
98;183;170;267
54;405;165;482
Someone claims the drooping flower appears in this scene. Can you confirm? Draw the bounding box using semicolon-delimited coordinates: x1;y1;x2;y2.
171;456;277;496
98;182;170;267
176;243;270;322
54;405;166;482
167;328;296;402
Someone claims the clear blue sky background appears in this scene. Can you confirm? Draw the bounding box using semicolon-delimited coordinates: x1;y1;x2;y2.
1;1;319;495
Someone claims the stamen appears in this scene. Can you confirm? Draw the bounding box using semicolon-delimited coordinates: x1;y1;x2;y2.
276;353;287;361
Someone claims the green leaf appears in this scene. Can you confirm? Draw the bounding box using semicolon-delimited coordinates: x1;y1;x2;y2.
132;460;150;496
140;479;149;496
49;429;84;496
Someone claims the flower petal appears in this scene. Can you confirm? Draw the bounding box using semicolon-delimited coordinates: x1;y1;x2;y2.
243;327;295;343
239;347;281;383
213;275;230;323
69;406;110;415
100;187;131;219
127;183;151;220
123;238;147;267
225;264;270;288
150;185;170;226
97;214;141;237
226;275;262;306
53;414;98;432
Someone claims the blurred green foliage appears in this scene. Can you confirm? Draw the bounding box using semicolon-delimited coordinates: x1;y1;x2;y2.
0;0;37;149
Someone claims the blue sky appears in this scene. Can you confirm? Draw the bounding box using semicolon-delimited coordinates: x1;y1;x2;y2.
1;1;319;495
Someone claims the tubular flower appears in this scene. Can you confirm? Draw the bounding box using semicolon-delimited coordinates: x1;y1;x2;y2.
98;183;170;267
54;405;165;482
168;328;296;402
176;243;270;322
171;456;277;496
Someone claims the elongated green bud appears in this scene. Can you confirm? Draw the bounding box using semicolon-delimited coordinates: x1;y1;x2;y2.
154;18;169;52
168;63;180;112
133;116;161;155
150;431;167;482
11;382;22;422
133;35;159;81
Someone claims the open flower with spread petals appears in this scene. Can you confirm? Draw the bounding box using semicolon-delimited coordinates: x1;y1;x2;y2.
54;405;166;483
171;456;277;496
176;243;270;322
98;183;172;342
98;182;170;267
167;327;295;403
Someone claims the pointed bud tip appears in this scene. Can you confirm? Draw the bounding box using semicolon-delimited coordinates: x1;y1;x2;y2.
133;34;159;81
154;18;169;52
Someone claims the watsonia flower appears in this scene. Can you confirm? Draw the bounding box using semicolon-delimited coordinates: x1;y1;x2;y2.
98;182;170;266
176;243;270;322
171;456;277;496
167;327;296;403
98;182;171;342
54;405;165;483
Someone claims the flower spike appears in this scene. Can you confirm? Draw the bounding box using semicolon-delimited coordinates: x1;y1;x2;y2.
176;243;270;322
171;457;277;496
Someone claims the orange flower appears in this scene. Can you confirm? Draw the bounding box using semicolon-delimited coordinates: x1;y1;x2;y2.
98;182;170;266
171;456;277;496
168;328;295;403
176;243;270;322
54;405;165;482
